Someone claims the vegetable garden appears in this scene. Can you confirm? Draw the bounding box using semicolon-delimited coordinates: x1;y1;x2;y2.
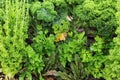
0;0;120;80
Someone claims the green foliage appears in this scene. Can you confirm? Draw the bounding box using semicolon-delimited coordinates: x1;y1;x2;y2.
69;54;86;80
90;36;104;53
28;0;118;80
0;9;4;23
30;1;42;16
0;0;44;79
52;20;70;34
101;2;120;80
45;0;67;7
0;0;119;80
32;29;55;56
80;36;105;78
30;1;57;22
44;54;86;80
30;2;87;80
58;32;86;67
0;0;29;79
0;0;4;8
73;0;117;38
19;46;44;80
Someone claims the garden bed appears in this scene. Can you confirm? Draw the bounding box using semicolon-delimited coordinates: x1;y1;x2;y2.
0;0;120;80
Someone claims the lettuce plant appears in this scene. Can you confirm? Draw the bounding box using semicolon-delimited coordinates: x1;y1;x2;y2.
58;32;86;67
101;2;120;80
82;36;106;78
73;0;117;39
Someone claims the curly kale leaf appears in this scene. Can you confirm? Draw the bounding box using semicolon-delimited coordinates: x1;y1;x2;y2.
30;1;57;22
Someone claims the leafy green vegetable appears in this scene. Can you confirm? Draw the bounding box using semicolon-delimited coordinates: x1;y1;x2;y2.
73;0;117;39
30;1;57;22
58;32;86;67
0;0;119;80
101;2;120;79
85;36;105;78
0;0;29;79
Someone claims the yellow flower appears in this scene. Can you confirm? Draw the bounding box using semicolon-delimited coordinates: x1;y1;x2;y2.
55;33;67;42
